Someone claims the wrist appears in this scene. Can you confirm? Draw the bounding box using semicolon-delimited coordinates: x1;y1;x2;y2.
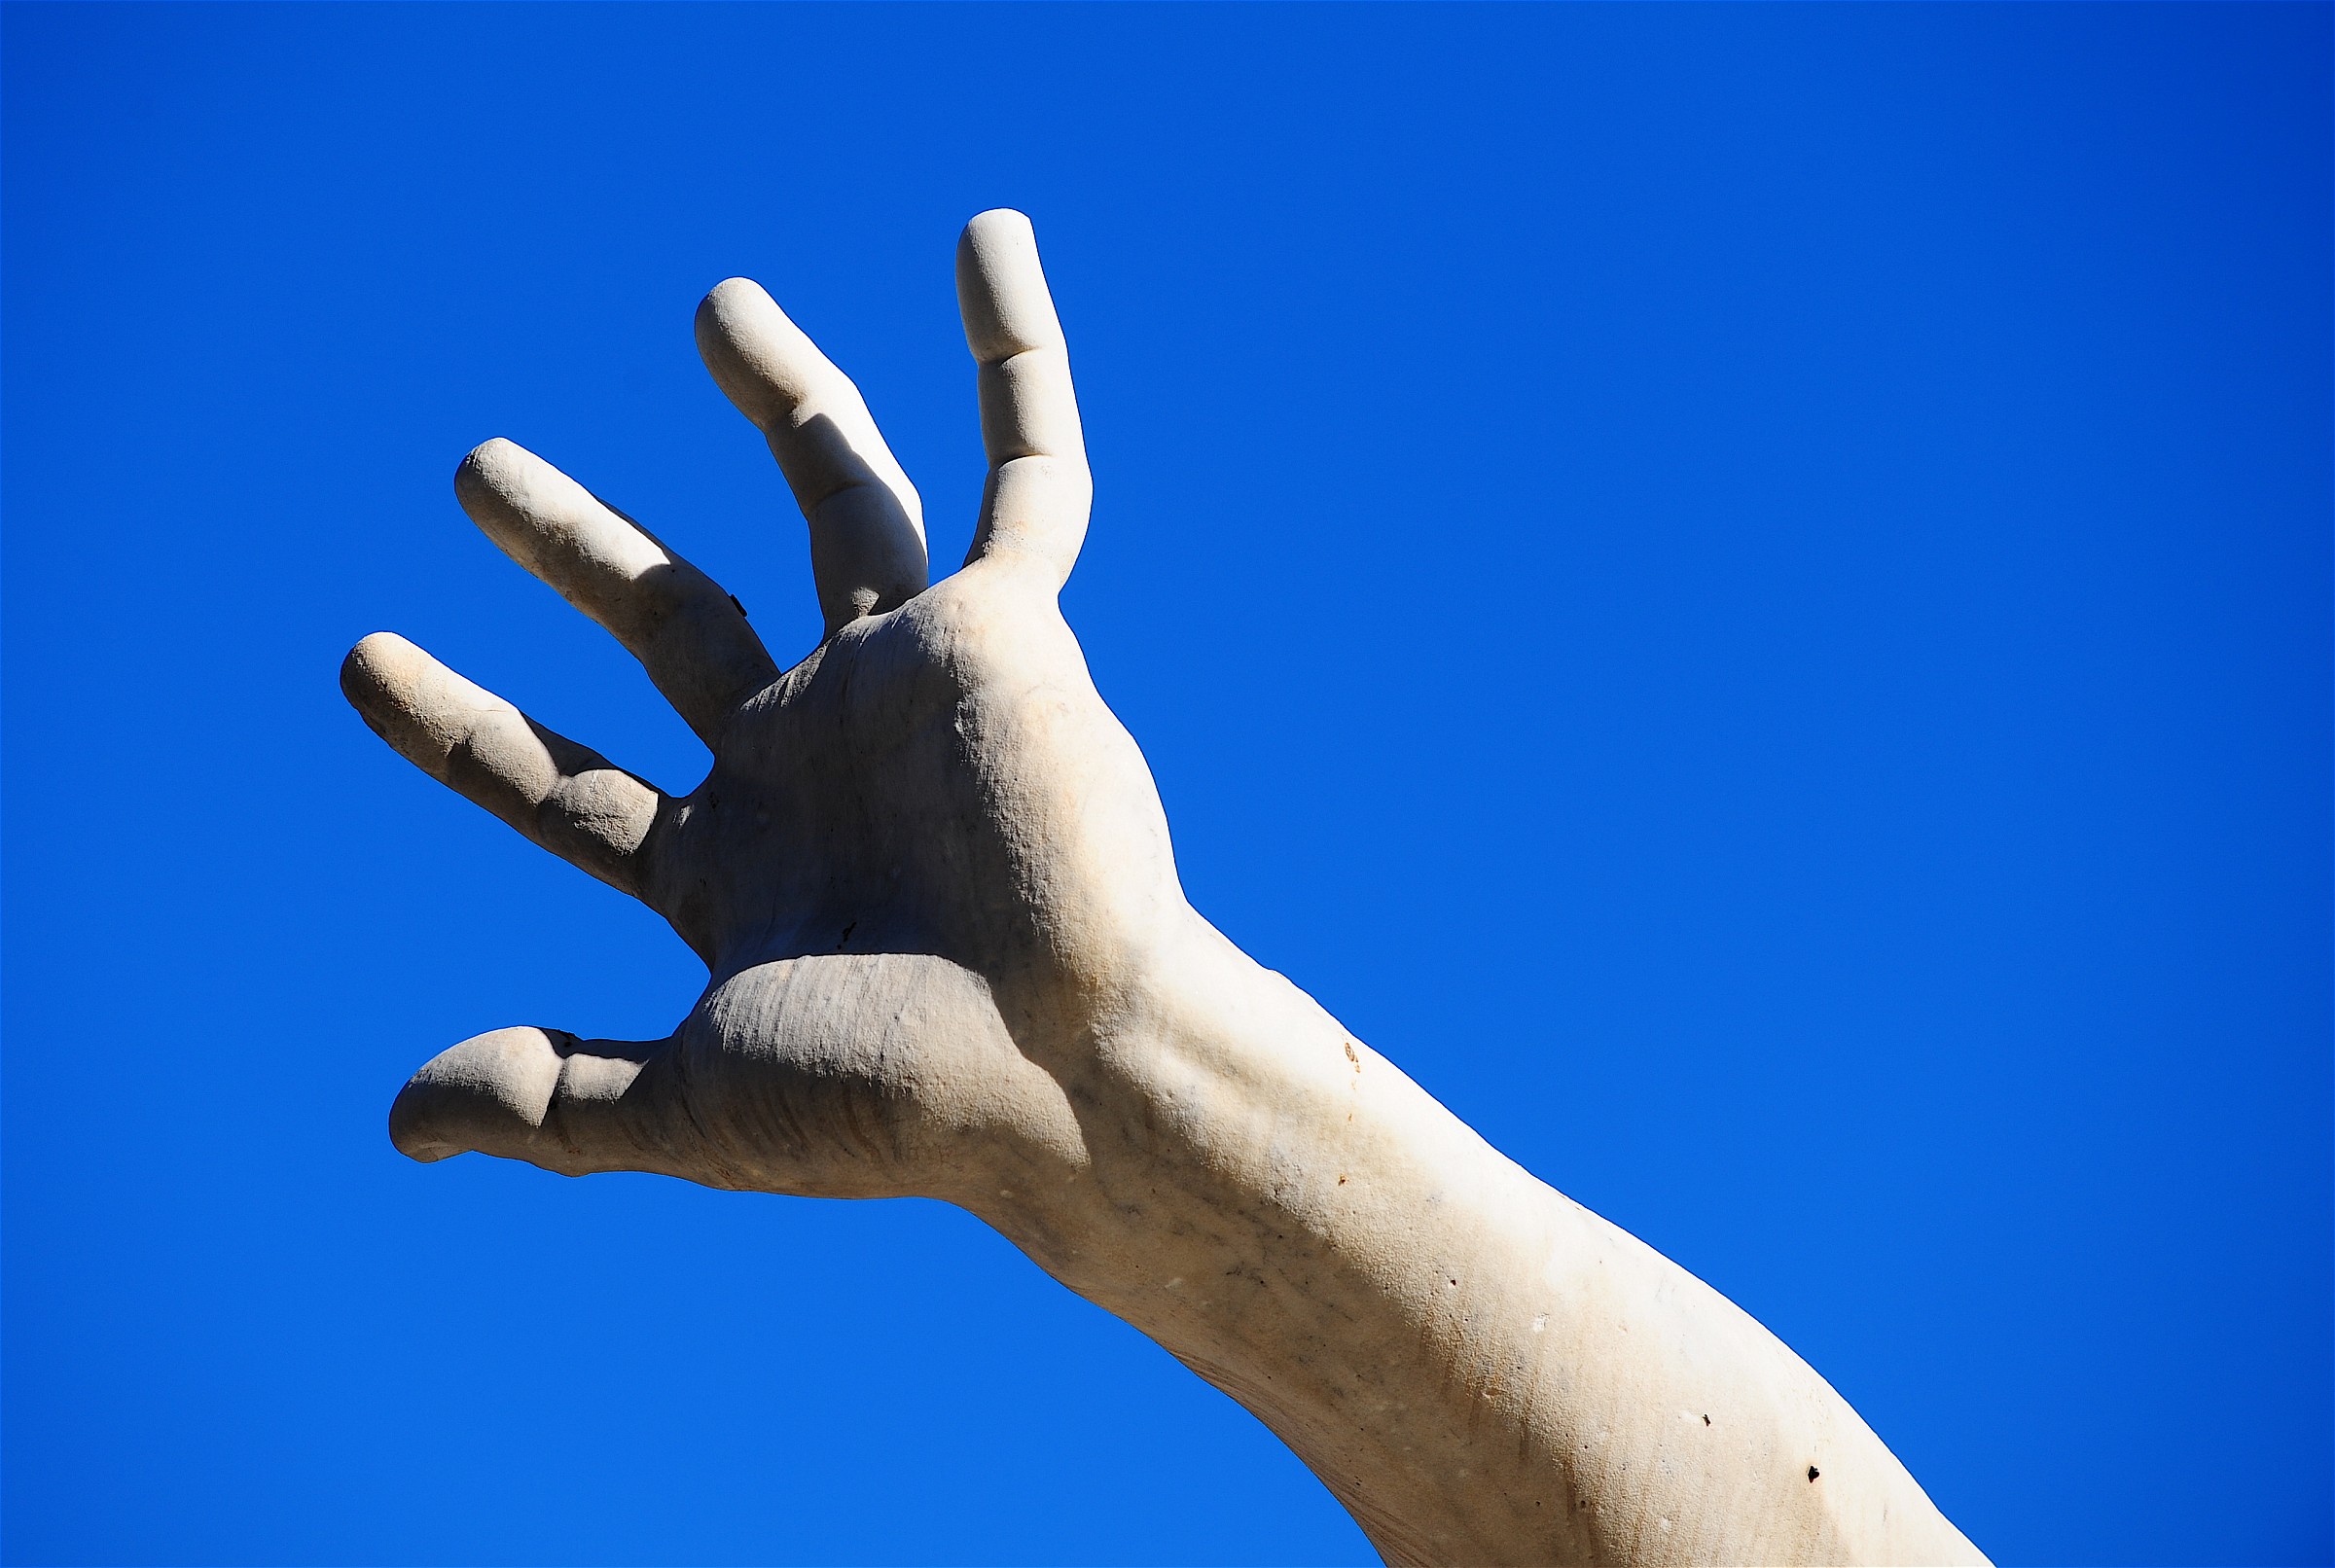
974;916;1515;1361
967;925;1580;1563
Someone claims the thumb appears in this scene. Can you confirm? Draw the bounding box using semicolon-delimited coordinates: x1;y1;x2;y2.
390;1027;697;1179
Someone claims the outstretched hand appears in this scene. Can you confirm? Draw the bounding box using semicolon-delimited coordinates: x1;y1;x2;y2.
345;211;1175;1204
347;211;1989;1568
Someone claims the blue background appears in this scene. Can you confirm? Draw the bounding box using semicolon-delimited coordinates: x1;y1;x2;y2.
5;5;2327;1564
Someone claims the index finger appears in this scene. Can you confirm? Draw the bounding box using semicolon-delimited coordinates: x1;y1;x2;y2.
697;279;929;634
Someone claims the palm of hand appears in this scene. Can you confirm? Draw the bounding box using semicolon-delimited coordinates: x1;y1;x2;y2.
346;213;1161;1202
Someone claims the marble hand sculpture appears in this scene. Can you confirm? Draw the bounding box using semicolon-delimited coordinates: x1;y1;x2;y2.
343;211;1986;1568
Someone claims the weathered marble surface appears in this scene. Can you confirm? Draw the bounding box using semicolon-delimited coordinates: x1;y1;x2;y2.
344;210;1987;1568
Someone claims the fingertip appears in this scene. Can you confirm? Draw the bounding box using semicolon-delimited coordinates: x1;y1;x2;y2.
694;278;768;360
461;435;524;476
341;630;420;709
694;277;795;428
386;1068;449;1160
961;207;1035;248
453;436;546;524
389;1026;566;1163
386;1112;457;1163
955;208;1060;361
340;633;486;769
699;275;774;320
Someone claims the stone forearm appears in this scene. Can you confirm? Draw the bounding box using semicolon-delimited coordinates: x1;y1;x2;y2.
974;925;1986;1567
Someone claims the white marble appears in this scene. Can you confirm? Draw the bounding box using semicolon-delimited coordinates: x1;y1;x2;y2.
343;210;1987;1568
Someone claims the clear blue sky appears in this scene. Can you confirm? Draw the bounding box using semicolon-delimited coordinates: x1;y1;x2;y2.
4;5;2326;1564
